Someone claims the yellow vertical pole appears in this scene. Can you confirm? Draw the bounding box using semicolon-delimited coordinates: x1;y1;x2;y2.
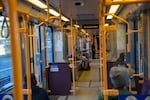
74;29;77;70
99;0;103;93
59;0;62;28
46;0;50;22
8;0;23;100
23;15;32;100
127;27;131;52
71;16;76;95
99;0;108;100
46;0;50;67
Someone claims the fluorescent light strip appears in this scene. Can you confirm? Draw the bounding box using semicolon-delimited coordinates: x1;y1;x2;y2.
107;0;121;19
27;0;69;21
74;24;80;28
107;5;120;19
61;16;69;21
105;24;109;26
48;9;69;21
106;15;113;19
27;0;47;8
109;5;120;14
49;9;60;16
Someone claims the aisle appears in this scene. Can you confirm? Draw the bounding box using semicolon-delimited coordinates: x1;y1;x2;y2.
50;59;100;100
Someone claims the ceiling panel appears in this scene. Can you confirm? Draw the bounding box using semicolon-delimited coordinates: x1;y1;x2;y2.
47;0;99;34
49;0;99;21
77;13;96;19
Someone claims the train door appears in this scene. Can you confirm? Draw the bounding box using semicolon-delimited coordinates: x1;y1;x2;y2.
39;25;47;88
28;22;39;82
18;18;42;87
24;22;54;88
23;22;45;87
34;24;43;86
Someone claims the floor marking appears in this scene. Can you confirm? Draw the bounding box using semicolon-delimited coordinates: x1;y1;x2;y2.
65;96;68;100
89;80;92;87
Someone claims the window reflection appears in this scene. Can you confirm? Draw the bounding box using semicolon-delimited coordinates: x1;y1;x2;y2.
0;15;13;92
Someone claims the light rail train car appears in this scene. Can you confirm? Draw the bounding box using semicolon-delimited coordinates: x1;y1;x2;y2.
0;0;150;100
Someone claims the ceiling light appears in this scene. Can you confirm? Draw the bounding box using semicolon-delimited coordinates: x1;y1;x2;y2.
105;24;109;26
109;5;120;14
106;0;121;19
106;5;120;19
49;9;60;16
106;15;113;19
81;29;86;33
48;9;69;21
74;24;80;28
61;16;70;21
0;7;3;10
27;0;47;9
27;0;69;21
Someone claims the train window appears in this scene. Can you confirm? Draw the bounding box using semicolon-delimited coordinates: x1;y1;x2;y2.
0;16;13;92
46;26;53;63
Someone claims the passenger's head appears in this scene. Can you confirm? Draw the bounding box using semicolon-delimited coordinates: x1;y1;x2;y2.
109;66;130;89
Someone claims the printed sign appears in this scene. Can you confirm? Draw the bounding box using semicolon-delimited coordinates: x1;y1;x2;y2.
82;24;99;29
50;64;59;72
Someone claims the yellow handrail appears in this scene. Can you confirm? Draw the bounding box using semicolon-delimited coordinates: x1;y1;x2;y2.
99;0;108;100
23;15;32;100
8;0;23;100
70;16;76;95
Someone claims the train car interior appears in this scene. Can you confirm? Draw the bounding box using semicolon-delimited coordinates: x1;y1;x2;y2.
0;0;150;100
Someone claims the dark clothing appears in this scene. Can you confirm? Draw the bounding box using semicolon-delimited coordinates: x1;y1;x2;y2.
92;44;95;59
32;85;50;100
24;73;50;100
24;84;50;100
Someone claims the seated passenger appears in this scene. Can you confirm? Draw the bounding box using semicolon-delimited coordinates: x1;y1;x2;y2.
98;66;130;100
109;66;130;94
69;48;90;70
24;73;50;100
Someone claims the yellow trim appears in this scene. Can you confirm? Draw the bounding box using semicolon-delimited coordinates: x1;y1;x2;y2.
23;15;32;100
